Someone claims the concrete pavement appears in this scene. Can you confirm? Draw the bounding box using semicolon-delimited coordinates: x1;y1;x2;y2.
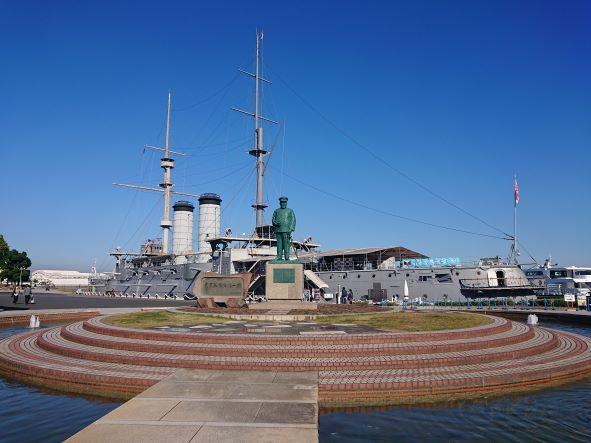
0;291;195;312
67;369;318;443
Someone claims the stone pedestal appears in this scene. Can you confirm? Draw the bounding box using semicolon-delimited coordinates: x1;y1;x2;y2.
192;272;251;307
265;262;304;301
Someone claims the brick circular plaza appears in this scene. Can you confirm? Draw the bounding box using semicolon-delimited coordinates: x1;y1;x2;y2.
1;314;591;406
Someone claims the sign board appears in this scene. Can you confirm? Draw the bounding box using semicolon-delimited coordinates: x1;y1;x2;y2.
405;257;461;268
201;277;243;297
273;268;295;284
563;294;575;302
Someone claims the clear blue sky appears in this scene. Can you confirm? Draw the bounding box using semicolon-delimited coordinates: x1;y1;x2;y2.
1;0;589;271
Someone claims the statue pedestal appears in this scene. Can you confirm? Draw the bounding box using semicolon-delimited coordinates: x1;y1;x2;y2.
265;262;304;301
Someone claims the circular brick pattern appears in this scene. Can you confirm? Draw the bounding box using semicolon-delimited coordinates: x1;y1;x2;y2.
1;314;591;406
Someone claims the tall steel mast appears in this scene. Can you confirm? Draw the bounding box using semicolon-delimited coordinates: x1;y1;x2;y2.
159;91;174;253
113;92;200;255
509;174;520;264
232;29;278;228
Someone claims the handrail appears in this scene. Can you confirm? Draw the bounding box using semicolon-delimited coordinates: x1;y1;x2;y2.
459;277;535;289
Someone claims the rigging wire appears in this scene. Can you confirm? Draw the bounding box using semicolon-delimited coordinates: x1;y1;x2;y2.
268;67;512;239
517;240;540;265
172;72;240;112
262;121;284;175
181;141;248;165
99;147;154;271
184;81;236;150
272;166;510;241
280;120;286;195
181;135;250;150
122;195;164;251
186;166;257;248
181;163;251;188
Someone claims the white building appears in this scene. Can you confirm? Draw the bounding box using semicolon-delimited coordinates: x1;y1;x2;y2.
31;270;93;287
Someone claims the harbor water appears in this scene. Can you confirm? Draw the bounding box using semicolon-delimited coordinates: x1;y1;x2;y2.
0;322;590;442
0;326;121;443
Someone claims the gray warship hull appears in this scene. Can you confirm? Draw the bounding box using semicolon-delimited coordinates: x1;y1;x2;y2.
90;256;211;299
313;265;535;303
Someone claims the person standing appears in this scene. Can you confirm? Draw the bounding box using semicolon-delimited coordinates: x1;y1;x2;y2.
348;288;354;304
24;286;32;304
12;285;19;304
341;286;348;305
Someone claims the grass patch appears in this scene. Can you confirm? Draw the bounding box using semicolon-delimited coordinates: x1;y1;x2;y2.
315;311;492;332
104;310;492;332
104;311;228;329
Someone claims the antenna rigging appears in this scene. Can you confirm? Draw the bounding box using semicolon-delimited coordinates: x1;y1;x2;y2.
269;68;512;239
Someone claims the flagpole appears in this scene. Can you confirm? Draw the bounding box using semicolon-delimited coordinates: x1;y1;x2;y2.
513;174;518;264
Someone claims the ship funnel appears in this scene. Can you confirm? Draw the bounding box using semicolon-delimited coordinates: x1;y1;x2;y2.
172;200;195;263
198;193;222;262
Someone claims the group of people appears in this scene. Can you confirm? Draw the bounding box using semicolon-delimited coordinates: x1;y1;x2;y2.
303;287;355;304
11;285;34;304
302;289;318;302
340;287;354;304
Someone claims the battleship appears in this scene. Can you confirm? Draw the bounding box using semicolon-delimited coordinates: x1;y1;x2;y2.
91;31;541;303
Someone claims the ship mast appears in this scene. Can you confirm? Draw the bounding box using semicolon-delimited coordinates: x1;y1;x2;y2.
509;174;520;264
160;91;173;253
113;92;200;255
232;29;278;228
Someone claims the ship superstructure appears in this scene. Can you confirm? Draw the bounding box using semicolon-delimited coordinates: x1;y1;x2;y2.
525;257;591;303
299;249;536;302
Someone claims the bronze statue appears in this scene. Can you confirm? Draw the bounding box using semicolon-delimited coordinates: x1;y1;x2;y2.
272;196;296;261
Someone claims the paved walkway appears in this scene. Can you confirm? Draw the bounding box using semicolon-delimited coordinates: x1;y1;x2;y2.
67;369;318;443
0;291;194;312
0;307;171;318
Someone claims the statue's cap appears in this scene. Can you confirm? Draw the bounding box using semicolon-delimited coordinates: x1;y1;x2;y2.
279;196;288;202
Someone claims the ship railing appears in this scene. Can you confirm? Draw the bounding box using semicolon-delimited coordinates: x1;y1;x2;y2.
546;283;565;295
459;277;534;289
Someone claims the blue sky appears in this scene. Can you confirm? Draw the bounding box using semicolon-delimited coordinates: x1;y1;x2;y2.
1;0;589;271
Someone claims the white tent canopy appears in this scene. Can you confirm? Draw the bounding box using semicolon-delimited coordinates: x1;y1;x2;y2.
304;270;329;289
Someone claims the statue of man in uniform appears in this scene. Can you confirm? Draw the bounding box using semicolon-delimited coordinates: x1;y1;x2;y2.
272;196;296;261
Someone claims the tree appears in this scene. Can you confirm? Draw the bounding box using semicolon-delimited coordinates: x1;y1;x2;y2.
0;235;32;284
0;234;8;264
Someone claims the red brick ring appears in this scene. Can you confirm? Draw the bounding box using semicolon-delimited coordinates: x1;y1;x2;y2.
0;315;590;406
